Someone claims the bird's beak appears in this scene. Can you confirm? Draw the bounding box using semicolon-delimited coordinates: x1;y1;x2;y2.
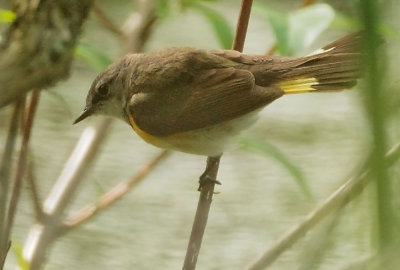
73;106;94;124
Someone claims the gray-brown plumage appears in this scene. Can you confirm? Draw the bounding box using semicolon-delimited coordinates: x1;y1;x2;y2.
74;33;361;155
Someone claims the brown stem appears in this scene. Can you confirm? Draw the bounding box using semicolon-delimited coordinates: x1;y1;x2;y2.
27;155;44;220
301;0;316;7
248;143;400;270
4;90;39;239
122;0;158;53
233;0;253;52
92;1;127;41
183;156;221;270
183;1;254;269
24;119;113;270
65;150;170;228
0;99;24;268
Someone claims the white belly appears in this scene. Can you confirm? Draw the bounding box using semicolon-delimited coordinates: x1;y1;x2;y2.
161;111;260;156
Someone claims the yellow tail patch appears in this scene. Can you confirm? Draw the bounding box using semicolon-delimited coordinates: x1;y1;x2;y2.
275;77;318;94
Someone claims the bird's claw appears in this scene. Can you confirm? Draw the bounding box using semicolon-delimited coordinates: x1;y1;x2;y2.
198;174;221;192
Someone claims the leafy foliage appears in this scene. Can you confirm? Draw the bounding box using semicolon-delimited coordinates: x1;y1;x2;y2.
189;2;233;49
74;43;113;71
254;3;335;55
12;241;29;270
155;0;233;49
238;136;313;200
0;9;15;23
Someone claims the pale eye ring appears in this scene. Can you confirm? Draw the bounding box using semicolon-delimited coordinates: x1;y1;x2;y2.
97;84;109;96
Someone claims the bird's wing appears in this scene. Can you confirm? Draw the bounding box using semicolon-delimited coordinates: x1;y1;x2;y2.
127;67;283;137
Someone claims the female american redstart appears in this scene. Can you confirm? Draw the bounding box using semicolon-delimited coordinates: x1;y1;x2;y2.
74;33;361;156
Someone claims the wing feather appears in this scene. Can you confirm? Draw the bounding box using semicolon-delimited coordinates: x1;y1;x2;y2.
128;67;283;136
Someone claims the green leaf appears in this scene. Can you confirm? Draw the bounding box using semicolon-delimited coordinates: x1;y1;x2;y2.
238;136;314;200
287;4;335;55
332;13;400;41
254;3;335;56
379;24;400;41
75;43;112;71
331;12;361;31
190;3;234;49
12;241;30;270
0;9;15;23
253;3;289;55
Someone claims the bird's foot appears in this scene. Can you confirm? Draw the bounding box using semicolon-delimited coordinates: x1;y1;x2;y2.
198;173;221;192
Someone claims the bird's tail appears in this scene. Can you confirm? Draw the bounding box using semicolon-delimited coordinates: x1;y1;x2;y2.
273;33;362;94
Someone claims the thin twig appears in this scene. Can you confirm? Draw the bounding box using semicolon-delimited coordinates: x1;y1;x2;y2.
43;120;112;218
92;1;127;42
233;0;253;52
248;143;400;270
0;99;24;268
22;91;43;219
26;155;44;220
4;91;39;242
301;0;316;7
183;156;221;270
24;119;112;270
183;1;254;269
122;0;158;53
65;150;170;228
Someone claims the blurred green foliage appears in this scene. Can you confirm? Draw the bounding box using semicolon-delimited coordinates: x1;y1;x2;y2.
238;136;313;200
188;2;234;49
156;0;234;49
0;9;15;23
12;241;29;270
75;43;113;71
254;3;335;55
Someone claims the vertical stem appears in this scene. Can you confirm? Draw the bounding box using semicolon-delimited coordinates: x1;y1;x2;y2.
26;156;43;219
232;0;253;52
183;156;221;270
4;91;40;252
359;0;394;251
0;99;24;268
183;1;253;269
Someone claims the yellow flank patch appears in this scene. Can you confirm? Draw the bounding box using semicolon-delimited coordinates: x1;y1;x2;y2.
275;77;318;94
128;114;167;148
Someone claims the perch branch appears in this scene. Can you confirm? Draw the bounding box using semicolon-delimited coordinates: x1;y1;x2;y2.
183;1;253;269
26;153;44;220
4;91;39;241
183;156;221;270
65;150;170;228
23;119;112;270
0;99;24;267
92;1;127;41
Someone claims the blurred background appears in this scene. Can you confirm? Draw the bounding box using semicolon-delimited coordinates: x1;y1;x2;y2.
0;0;399;269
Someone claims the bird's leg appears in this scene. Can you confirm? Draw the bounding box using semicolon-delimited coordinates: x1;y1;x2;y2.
198;156;222;191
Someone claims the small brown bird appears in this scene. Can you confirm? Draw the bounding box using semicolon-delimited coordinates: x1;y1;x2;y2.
74;33;361;156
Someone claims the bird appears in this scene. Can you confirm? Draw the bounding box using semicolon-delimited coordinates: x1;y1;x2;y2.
74;33;361;157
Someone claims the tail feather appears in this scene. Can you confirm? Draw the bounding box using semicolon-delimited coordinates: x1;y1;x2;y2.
272;33;362;94
320;32;362;53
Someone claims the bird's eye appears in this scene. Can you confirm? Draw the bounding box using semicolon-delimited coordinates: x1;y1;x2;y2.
97;84;109;96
